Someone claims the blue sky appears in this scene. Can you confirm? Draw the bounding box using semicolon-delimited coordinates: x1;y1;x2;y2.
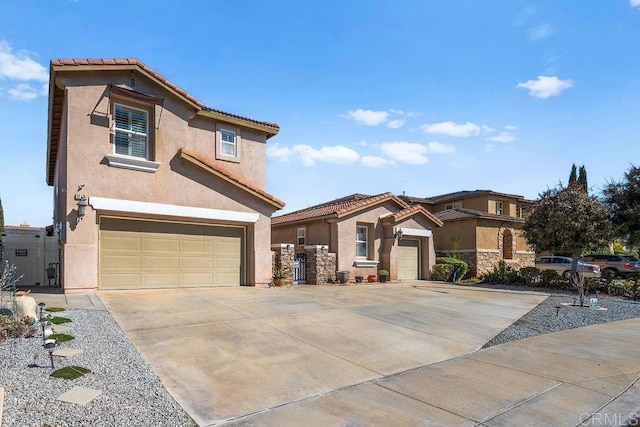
1;1;640;226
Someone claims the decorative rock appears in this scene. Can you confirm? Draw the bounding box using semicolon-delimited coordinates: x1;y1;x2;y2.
15;295;37;322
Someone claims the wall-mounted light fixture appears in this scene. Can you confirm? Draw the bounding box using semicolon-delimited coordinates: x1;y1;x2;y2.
394;228;403;241
77;199;88;219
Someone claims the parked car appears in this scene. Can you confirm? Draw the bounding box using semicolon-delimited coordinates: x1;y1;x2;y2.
535;256;602;279
581;254;640;278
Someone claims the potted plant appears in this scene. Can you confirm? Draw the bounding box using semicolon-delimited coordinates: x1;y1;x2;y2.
378;270;389;283
367;274;377;283
272;266;289;287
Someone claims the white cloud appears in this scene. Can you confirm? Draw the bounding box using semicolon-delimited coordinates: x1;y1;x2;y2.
420;121;487;137
389;109;405;115
631;0;640;8
528;24;554;41
266;142;292;162
0;41;48;101
361;156;392;168
488;132;516;143
344;109;389;126
292;145;359;166
0;41;48;82
379;142;429;165
358;140;368;146
426;141;456;154
517;75;574;99
387;119;405;129
505;124;518;130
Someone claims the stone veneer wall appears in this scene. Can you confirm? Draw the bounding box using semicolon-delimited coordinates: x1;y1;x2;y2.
305;245;336;285
271;244;295;286
437;250;536;278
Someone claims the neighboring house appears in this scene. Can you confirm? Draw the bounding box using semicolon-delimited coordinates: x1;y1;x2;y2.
46;58;284;292
401;190;535;277
271;193;443;282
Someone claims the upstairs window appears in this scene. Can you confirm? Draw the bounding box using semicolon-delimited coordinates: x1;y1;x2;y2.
297;228;306;246
356;225;368;258
220;129;237;157
495;201;504;215
445;203;461;210
114;104;148;158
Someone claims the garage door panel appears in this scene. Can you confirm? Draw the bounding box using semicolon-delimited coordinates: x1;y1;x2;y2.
143;273;180;288
102;234;142;251
182;256;215;269
144;236;180;252
101;273;142;288
100;219;243;290
144;256;180;269
101;254;142;269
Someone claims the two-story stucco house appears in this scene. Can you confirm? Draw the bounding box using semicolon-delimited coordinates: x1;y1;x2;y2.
401;190;535;277
46;59;284;292
271;193;443;282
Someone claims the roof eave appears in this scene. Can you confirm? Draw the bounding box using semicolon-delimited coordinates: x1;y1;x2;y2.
196;109;279;138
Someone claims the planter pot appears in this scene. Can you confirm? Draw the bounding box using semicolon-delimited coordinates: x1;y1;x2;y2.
336;271;350;284
355;276;363;283
367;275;377;283
273;278;286;287
378;275;388;283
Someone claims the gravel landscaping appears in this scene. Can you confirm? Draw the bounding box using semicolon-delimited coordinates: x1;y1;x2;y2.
0;309;196;427
482;286;640;348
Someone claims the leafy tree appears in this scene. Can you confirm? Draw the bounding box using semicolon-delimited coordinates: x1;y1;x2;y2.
0;197;3;245
578;165;588;192
523;185;610;306
568;164;577;186
603;165;640;248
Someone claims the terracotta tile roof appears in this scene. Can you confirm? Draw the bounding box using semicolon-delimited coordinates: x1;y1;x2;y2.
398;195;435;205
435;207;525;223
428;190;526;203
272;192;407;226
178;147;285;210
380;205;444;227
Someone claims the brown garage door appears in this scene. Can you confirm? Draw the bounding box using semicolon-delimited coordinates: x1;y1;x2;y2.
99;218;243;289
397;239;420;280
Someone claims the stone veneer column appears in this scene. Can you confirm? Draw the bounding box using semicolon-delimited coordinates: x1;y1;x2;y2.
304;245;336;285
270;244;295;286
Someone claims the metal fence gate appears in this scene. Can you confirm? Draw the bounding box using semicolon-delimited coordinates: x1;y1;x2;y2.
293;253;307;284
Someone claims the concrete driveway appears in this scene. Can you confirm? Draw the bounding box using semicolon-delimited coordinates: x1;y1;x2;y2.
97;282;551;425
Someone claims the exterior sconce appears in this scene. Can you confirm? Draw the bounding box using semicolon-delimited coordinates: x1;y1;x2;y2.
394;228;403;241
77;198;88;219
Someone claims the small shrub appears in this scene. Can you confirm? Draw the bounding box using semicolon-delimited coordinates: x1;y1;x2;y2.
436;257;468;281
481;260;517;284
540;269;561;286
50;366;91;380
0;315;37;342
431;264;454;281
519;267;541;286
50;316;72;325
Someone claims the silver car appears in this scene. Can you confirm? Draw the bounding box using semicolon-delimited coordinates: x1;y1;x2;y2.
535;256;602;279
582;254;640;278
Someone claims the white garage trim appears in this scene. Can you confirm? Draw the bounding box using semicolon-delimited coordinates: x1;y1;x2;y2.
396;227;432;237
89;197;259;223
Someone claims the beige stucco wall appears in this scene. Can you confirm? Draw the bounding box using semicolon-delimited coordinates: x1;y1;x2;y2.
52;71;279;291
433;219;477;252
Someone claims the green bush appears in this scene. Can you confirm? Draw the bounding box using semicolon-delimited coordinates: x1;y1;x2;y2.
481;260;517;284
519;266;541;285
431;264;454;281
435;257;468;281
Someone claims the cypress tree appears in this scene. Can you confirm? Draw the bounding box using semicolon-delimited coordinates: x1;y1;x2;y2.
568;164;578;185
578;165;588;192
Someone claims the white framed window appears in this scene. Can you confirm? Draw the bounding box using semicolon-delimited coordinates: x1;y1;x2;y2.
220;129;237;157
296;227;306;246
356;225;368;258
496;201;504;215
445;203;461;210
113;104;148;159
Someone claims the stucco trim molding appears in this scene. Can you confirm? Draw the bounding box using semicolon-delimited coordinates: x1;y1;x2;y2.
89;197;259;223
397;227;432;238
353;259;380;268
104;154;160;173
